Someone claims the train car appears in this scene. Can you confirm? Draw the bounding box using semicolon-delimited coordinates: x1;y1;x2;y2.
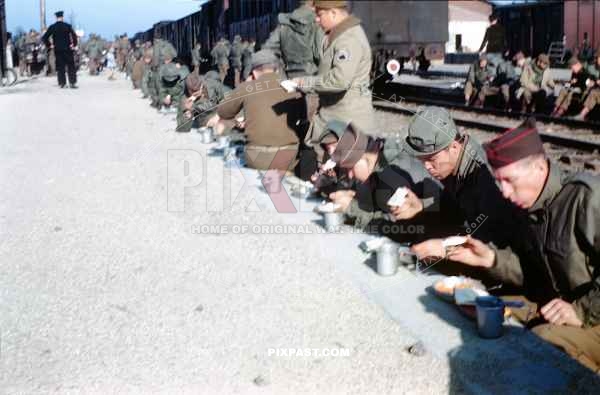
351;0;449;60
564;0;600;52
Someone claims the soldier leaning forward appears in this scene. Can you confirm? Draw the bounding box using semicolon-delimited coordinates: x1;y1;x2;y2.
447;118;600;372
158;62;185;111
294;0;375;164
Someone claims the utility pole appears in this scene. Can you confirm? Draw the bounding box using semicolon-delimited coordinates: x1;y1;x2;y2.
40;0;46;31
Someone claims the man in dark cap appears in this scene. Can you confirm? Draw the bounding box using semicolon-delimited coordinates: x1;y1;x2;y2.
42;11;78;88
216;49;305;172
392;106;517;260
326;122;436;238
447;118;600;372
551;57;590;117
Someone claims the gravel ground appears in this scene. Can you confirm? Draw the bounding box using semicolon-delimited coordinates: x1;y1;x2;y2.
0;73;457;394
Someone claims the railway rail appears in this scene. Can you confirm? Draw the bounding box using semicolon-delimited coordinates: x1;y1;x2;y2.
373;100;600;154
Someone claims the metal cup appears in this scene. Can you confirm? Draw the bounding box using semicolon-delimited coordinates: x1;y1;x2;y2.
323;212;343;231
218;135;230;147
376;242;398;276
475;296;505;339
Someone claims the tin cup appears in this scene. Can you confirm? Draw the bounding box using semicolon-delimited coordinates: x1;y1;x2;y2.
198;127;213;144
376;242;398;276
218;135;230;148
475;296;505;339
323;212;343;231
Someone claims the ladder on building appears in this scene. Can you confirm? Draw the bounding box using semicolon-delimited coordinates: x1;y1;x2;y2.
548;41;566;65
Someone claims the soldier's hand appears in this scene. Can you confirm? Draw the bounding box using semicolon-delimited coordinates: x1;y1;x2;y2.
388;188;423;220
445;236;495;268
540;299;583;327
206;114;220;128
328;190;356;212
411;239;445;260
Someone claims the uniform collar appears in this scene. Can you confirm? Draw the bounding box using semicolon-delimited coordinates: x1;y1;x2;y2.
326;15;360;48
529;161;564;213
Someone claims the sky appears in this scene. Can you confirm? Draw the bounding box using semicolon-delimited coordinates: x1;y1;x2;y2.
6;0;206;38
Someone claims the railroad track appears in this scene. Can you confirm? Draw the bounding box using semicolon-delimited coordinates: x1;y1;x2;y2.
373;100;600;154
374;83;600;133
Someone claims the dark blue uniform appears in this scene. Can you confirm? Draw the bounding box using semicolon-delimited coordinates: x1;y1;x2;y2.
42;21;78;87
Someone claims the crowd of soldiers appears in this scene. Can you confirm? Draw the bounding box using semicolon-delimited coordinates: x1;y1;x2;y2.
21;0;599;374
465;13;600;121
9;28;56;77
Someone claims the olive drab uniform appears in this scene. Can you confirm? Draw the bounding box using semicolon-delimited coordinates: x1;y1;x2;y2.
141;46;154;97
210;39;231;82
150;38;177;106
487;163;600;372
191;44;202;73
158;62;185;110
297;15;375;162
464;59;498;106
241;41;255;80
263;5;323;79
583;61;600;113
230;35;243;86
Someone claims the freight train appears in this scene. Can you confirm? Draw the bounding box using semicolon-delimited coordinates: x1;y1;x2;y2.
132;0;449;69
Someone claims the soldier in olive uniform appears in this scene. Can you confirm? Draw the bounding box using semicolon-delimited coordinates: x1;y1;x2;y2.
263;0;322;79
394;107;518;262
464;54;498;107
158;62;185;113
573;54;600;120
230;35;243;87
293;0;375;164
150;33;178;107
191;42;203;74
447;118;600;373
210;37;231;83
241;38;255;81
141;45;154;98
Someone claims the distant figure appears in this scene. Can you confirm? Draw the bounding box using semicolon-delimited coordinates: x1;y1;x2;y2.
230;35;244;87
479;12;506;68
464;54;496;107
211;37;231;83
42;10;78;88
573;54;600;120
191;41;202;74
241;38;255;81
416;46;430;72
517;54;555;113
552;57;589;117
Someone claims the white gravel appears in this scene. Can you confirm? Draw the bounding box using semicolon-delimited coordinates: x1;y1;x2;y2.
0;73;455;394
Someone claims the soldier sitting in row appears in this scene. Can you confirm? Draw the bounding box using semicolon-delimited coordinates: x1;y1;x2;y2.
551;57;590;117
517;53;555;113
573;54;600;120
447;118;600;372
216;50;305;172
464;54;497;107
495;50;525;112
158;60;188;113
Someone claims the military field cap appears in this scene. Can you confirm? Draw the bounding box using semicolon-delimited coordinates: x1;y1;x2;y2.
484;117;545;169
314;0;348;9
251;49;279;70
161;63;180;82
404;106;459;157
319;119;349;144
330;122;370;169
55;11;64;17
537;53;550;65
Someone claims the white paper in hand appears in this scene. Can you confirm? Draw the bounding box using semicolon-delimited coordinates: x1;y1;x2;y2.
388;187;409;207
322;159;336;171
280;80;298;93
442;236;468;248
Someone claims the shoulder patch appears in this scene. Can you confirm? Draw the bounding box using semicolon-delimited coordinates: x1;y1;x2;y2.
336;49;350;62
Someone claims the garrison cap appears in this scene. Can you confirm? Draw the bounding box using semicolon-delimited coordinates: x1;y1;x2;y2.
55;11;64;17
483;117;545;169
404;106;460;157
330;122;370;169
251;49;279;70
314;0;348;9
319;119;349;144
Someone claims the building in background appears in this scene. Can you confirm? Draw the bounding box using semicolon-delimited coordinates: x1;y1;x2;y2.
447;0;492;54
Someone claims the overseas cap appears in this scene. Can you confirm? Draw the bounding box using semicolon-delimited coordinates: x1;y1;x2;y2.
314;0;348;9
484;117;545;169
404;106;460;157
251;49;279;70
330;122;370;169
55;10;64;17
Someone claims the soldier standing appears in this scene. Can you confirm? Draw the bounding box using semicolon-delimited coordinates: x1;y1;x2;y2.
293;0;375;163
191;41;202;74
241;38;255;81
210;37;231;83
150;33;177;107
263;0;322;79
42;11;78;88
230;35;243;87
